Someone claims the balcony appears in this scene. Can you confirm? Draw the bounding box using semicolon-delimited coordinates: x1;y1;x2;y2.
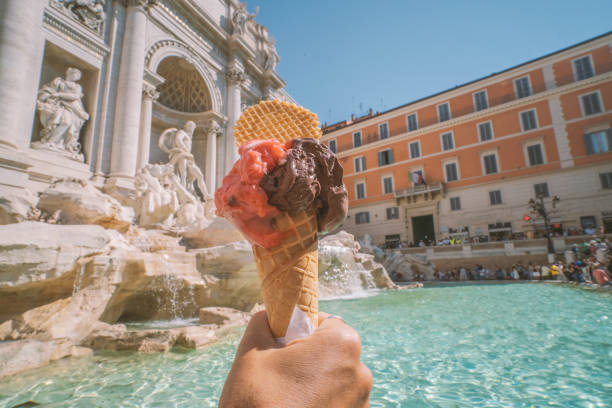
394;182;445;203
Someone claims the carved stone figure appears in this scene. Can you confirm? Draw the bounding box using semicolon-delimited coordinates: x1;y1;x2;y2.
60;0;106;31
134;164;179;228
133;122;214;230
158;121;211;200
33;67;89;161
264;46;279;72
231;3;258;35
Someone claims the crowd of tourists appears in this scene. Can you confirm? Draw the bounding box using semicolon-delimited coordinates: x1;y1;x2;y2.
416;236;612;287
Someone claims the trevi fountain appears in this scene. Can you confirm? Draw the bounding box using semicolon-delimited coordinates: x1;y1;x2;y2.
0;0;407;384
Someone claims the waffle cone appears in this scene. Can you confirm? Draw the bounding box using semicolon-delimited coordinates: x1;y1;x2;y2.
234;100;322;147
252;210;319;338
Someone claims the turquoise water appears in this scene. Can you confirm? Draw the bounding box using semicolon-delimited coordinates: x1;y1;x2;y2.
1;283;611;407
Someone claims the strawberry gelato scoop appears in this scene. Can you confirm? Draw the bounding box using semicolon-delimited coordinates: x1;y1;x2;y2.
215;138;348;249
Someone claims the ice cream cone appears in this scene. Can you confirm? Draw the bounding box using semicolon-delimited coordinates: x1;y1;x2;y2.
252;209;319;338
233;100;322;339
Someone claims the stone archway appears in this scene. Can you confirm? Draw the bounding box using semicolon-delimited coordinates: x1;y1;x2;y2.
156;57;213;114
145;39;222;113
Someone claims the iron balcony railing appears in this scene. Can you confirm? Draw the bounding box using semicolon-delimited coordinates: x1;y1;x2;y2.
394;182;444;199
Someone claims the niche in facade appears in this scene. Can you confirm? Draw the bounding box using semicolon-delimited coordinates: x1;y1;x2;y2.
31;41;99;164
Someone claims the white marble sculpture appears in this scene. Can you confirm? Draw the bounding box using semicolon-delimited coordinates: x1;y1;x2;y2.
134;122;214;230
264;45;279;72
59;0;106;31
158;121;211;200
231;3;258;35
33;67;89;161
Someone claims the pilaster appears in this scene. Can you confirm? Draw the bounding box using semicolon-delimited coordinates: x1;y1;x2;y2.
224;65;245;173
548;96;574;168
203;120;221;191
107;0;157;186
136;83;160;171
0;0;46;151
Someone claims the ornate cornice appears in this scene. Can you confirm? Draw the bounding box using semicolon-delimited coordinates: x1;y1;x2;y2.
43;7;110;58
121;0;158;10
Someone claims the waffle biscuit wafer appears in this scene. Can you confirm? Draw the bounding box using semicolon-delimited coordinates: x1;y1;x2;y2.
234;100;322;146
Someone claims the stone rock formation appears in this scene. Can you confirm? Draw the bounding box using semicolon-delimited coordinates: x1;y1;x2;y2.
38;179;134;231
383;251;437;281
0;338;91;378
0;188;39;225
319;231;397;297
192;240;261;310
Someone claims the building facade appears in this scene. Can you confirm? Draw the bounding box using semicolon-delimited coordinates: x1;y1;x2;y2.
322;32;612;247
0;0;292;199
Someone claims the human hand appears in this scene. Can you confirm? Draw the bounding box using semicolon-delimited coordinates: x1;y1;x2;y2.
219;311;372;408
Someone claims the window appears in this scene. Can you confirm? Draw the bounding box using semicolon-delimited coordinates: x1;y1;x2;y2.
515;76;531;99
584;129;612;154
382;176;394;194
478;121;493;142
353;132;362;148
445;162;458;182
386;207;399;220
534;182;549;197
409;141;420;158
355;182;366;199
438;102;450;122
489;190;502;205
354;156;366;172
378;149;394;166
600;172;612;189
450;197;461;211
473;90;488;111
580;92;602;116
482;153;498;174
520;110;538;131
379;123;389;139
441;132;454;151
407;113;418;131
328;139;337;153
573;55;594;81
355;212;370;224
527;144;544;166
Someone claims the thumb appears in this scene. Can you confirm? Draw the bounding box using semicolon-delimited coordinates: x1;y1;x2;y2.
235;310;278;357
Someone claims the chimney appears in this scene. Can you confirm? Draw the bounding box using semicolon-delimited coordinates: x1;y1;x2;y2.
369;108;373;116
351;114;355;121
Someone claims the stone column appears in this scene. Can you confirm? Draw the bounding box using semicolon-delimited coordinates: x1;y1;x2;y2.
0;0;46;150
224;66;244;173
203;120;220;191
108;0;156;185
136;83;159;171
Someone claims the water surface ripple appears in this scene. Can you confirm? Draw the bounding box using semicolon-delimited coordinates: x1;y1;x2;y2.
1;284;610;407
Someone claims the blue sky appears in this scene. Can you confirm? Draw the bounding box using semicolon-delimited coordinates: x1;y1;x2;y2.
250;0;612;126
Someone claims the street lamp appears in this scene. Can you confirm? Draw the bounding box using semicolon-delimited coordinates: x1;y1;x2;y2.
527;194;560;262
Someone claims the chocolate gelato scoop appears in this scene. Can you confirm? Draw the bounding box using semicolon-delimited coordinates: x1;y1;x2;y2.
260;138;348;234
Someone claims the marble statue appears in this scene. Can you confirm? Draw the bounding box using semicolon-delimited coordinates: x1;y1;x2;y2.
158;121;211;200
134;122;214;230
33;67;89;161
59;0;106;31
231;3;258;35
134;164;180;228
264;46;279;72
